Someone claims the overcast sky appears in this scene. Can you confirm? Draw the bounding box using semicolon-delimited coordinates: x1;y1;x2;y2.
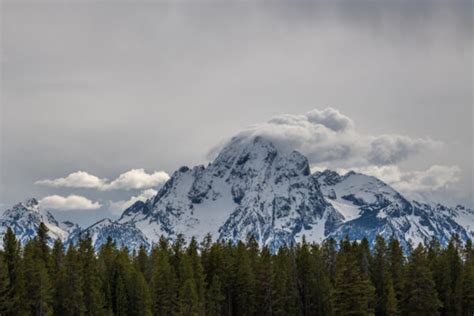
1;0;472;226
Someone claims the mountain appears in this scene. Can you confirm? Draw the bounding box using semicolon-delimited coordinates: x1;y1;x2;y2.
315;170;473;249
81;136;473;251
0;198;81;248
1;136;472;252
68;218;150;251
85;136;342;252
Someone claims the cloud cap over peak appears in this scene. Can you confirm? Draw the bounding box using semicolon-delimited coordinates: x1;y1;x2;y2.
226;107;442;168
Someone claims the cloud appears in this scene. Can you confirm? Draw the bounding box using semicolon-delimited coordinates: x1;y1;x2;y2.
39;195;101;211
36;171;106;188
37;169;169;191
396;165;462;192
368;134;441;165
228;108;441;167
103;169;169;191
305;108;354;132
108;189;157;214
337;165;462;193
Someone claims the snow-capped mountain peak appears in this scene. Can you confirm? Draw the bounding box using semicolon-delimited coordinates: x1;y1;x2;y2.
0;198;81;247
314;169;472;248
1;136;472;252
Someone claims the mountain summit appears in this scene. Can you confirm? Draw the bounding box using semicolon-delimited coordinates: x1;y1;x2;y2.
1;136;473;251
107;136;343;252
77;136;473;251
0;198;80;248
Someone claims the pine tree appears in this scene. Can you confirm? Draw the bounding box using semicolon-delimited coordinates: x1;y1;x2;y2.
114;275;128;316
23;239;53;315
128;269;152;316
311;243;333;316
256;247;274;315
333;238;375;316
134;245;150;282
179;278;199;315
371;235;393;316
178;254;199;315
461;239;474;315
78;234;104;315
152;247;177;315
0;251;10;314
402;244;442;315
36;223;51;268
322;238;338;285
296;238;315;314
233;241;256;315
387;237;404;305
206;275;224;316
202;241;230;315
2;227;26;315
358;238;372;278
112;249;135;316
98;236;117;314
462;240;474;315
220;241;235;316
187;237;206;315
51;239;66;315
272;247;299;316
295;238;332;314
445;235;463;315
63;245;86;315
384;278;398;316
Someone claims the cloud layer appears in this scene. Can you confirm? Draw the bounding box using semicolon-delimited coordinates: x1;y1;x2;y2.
39;195;101;211
36;169;169;191
231;108;441;168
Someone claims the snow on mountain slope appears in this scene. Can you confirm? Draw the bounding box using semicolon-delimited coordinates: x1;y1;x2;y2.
315;170;412;221
0;198;80;248
315;170;471;248
453;205;474;238
414;202;474;241
112;136;343;251
82;137;472;252
67;218;150;251
2;137;472;252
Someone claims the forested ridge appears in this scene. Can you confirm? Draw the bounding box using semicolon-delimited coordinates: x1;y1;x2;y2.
0;223;473;316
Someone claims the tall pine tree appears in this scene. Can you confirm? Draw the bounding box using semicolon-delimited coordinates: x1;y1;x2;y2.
402;244;442;315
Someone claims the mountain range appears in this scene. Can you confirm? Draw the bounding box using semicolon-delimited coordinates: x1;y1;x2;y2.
1;136;473;251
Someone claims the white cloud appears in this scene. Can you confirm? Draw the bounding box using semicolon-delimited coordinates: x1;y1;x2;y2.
103;169;169;191
336;165;462;193
305;108;354;132
39;195;101;211
230;108;441;167
108;189;157;214
37;169;169;191
36;171;106;188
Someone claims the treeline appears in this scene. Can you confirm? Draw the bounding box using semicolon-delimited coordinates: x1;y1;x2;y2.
0;224;473;316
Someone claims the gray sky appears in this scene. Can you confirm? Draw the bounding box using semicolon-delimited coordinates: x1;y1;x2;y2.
1;0;472;226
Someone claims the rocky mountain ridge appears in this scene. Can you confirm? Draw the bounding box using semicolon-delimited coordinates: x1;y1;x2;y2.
1;137;472;251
